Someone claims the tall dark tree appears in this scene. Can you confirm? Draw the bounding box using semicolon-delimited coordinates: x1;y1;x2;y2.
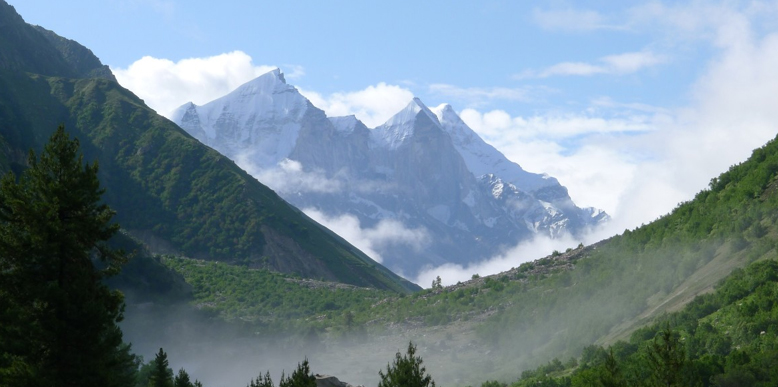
600;348;626;387
0;125;134;386
149;348;174;387
378;342;436;387
645;328;688;387
174;368;193;387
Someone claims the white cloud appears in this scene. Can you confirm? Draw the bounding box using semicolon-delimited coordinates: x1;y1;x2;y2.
539;62;606;77
415;234;581;287
601;51;666;73
298;83;414;128
304;209;430;265
516;50;666;79
532;7;610;32
112;51;277;118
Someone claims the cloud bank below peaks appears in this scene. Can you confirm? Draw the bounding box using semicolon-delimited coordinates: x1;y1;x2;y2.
303;208;430;266
415;233;582;288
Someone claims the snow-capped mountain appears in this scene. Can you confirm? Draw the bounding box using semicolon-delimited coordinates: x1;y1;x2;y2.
173;69;608;276
172;69;312;168
432;103;558;193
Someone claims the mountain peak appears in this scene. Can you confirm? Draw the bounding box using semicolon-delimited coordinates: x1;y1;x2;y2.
371;97;443;149
432;103;465;127
268;68;286;83
430;103;562;193
382;97;440;129
231;68;294;97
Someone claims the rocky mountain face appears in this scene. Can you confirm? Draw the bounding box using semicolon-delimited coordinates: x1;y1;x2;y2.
174;70;608;276
0;1;418;293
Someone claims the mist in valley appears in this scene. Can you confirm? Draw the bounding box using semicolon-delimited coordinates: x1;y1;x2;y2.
117;233;734;387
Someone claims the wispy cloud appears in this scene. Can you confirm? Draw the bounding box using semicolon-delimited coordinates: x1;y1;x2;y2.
459;108;655;140
248;159;342;195
428;84;534;106
304;209;430;265
415;234;581;287
515;50;667;79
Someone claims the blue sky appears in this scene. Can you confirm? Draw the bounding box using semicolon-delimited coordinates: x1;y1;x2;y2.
14;1;696;111
11;0;778;246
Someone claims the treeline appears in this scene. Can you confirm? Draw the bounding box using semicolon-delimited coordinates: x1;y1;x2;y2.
496;258;778;387
140;342;438;387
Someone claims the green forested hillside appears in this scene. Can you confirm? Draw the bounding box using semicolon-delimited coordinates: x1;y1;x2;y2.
0;1;417;293
506;258;778;387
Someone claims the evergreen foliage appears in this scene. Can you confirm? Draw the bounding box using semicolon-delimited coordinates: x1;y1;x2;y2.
174;368;193;387
247;371;274;387
645;328;688;387
0;125;135;387
279;359;316;387
378;342;436;387
149;348;173;387
246;361;315;387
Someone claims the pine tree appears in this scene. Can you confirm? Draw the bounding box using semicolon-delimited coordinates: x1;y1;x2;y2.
149;348;173;387
646;327;687;387
174;368;194;387
249;371;274;387
149;348;174;387
278;359;316;387
0;125;134;387
600;348;625;387
378;342;436;387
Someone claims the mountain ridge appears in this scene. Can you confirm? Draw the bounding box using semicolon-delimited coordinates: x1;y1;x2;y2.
175;70;608;275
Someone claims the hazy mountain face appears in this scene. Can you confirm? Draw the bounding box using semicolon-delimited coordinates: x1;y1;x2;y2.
174;70;608;277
